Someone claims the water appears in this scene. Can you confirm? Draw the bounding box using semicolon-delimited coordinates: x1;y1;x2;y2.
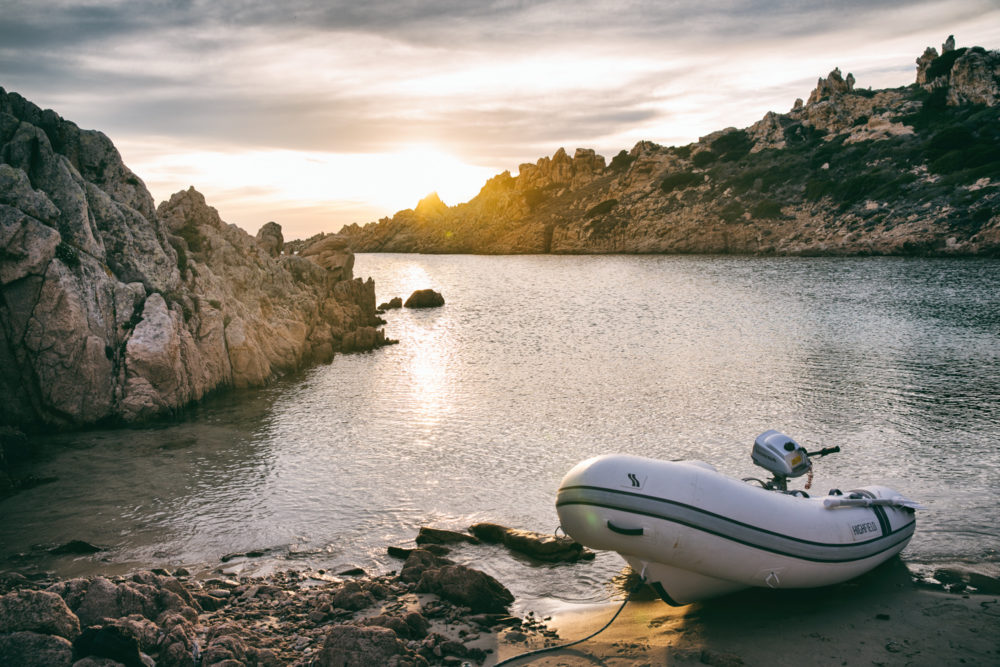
3;255;999;609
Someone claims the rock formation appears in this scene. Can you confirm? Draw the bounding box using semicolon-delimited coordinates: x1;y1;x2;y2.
340;36;1000;257
403;289;445;308
0;87;388;430
254;220;283;257
806;67;856;105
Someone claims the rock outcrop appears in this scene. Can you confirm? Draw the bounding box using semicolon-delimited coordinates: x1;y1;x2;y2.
404;289;445;309
254;220;283;257
0;87;388;430
340;36;1000;257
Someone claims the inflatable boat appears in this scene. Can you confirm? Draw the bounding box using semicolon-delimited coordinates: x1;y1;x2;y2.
556;430;920;605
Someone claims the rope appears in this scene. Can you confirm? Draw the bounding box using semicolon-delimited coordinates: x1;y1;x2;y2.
492;577;645;666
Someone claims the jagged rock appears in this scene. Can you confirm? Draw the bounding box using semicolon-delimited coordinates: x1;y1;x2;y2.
946;47;1000;106
517;147;605;191
806;67;855;105
1;88;388;429
378;297;403;311
916;46;940;84
0;589;81;640
403;289;445;309
943;34;956;53
468;522;594;562
255;221;283;257
748;111;787;152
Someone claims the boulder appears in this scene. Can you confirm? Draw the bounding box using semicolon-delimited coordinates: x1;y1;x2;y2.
0;631;74;667
0;589;81;640
315;625;417;667
255;221;284;257
403;289;445;309
468;522;594;562
378;297;403;311
415;564;514;614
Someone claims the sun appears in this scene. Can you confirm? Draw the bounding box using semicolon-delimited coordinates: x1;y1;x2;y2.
121;139;500;236
378;144;496;212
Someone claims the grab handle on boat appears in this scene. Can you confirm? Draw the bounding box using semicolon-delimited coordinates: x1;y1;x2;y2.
607;520;644;536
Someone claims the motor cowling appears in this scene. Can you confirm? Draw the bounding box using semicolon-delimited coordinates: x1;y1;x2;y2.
752;430;811;478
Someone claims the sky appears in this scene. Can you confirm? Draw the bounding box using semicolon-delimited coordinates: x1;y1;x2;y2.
2;1;1000;240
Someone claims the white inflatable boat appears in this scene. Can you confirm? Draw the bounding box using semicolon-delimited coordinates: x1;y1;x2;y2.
556;430;920;605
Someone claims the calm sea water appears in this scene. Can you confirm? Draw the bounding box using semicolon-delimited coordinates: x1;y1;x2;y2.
3;255;999;609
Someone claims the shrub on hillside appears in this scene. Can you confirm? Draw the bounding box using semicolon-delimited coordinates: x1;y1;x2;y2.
660;172;703;193
750;199;784;219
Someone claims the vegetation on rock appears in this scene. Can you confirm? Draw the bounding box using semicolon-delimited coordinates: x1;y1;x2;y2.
340;36;1000;256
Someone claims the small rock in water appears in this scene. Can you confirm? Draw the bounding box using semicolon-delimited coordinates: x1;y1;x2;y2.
337;567;367;577
404;289;445;308
415;526;479;546
49;540;103;555
378;297;403;311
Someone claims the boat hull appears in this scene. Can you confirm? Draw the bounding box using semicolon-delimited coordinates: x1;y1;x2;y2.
556;455;916;605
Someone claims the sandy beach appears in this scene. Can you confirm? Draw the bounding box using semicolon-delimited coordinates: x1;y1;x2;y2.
492;560;1000;666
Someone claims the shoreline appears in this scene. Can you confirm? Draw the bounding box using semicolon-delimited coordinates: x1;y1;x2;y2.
496;559;1000;666
3;552;998;666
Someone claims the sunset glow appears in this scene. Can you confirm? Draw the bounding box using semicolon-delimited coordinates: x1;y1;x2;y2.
4;1;1000;239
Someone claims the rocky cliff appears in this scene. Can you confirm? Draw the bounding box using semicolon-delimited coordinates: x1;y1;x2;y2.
341;36;1000;256
0;88;388;432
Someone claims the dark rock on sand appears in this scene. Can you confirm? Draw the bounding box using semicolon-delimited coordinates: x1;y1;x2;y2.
315;624;425;667
404;289;445;308
415;563;515;614
469;522;595;562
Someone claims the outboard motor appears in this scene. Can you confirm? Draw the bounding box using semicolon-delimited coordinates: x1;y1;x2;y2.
749;429;839;492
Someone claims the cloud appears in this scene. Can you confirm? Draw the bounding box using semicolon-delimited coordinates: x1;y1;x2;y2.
4;0;1000;237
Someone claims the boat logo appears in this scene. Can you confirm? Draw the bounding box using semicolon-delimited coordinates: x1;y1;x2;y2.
625;473;644;489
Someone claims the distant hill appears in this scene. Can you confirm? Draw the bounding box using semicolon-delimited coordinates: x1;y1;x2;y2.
339;36;1000;256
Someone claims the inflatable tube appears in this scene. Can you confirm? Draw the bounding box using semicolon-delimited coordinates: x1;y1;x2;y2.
556;455;917;605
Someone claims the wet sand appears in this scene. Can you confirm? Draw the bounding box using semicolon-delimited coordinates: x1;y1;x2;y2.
492;560;1000;666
